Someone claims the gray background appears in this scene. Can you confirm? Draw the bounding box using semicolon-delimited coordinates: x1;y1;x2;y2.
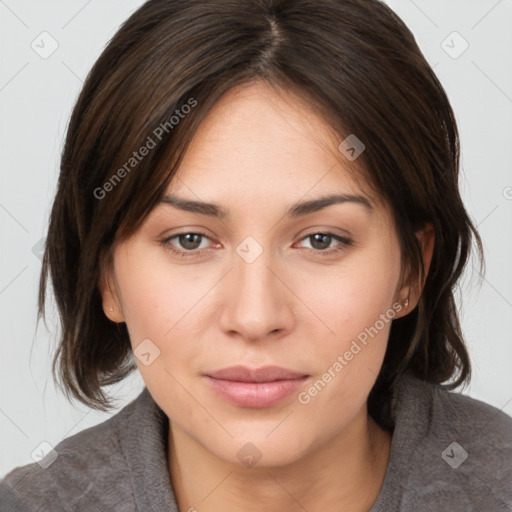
1;0;511;478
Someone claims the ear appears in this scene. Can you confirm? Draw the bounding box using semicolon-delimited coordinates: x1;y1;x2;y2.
394;223;435;318
98;254;125;323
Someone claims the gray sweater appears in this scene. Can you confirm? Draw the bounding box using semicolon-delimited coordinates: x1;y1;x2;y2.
1;374;511;511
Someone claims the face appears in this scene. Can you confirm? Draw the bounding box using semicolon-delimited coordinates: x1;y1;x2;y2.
101;81;418;467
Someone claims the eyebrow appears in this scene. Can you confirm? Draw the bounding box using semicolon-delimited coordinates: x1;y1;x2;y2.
160;193;373;219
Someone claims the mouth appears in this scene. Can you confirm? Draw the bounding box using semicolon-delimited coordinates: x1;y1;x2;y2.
204;365;310;408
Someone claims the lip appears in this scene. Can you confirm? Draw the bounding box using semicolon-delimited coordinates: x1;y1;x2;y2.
204;365;309;408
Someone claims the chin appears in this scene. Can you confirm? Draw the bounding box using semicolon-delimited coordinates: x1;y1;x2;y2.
201;428;315;470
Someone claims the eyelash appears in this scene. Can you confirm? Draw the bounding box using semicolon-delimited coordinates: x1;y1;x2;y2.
159;231;353;259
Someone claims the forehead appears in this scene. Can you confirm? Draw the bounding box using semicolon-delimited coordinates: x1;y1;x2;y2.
167;81;374;206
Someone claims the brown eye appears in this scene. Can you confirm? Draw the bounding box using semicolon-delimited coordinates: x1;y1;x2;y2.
309;233;333;250
160;231;213;258
296;232;353;256
177;233;204;250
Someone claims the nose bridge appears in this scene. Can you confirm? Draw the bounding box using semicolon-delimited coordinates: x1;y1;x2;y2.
219;239;294;339
236;248;274;298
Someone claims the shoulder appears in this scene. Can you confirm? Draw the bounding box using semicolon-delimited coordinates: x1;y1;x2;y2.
0;390;144;512
391;374;512;511
402;374;512;439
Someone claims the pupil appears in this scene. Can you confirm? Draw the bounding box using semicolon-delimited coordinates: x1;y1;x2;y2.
311;233;330;250
180;233;201;250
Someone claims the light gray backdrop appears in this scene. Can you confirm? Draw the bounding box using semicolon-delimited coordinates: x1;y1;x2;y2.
1;0;511;478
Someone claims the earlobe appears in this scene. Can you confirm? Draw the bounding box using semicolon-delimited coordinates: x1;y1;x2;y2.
98;266;125;323
104;302;124;323
394;223;435;317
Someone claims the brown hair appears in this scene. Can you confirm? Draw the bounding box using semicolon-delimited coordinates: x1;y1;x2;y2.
39;0;483;427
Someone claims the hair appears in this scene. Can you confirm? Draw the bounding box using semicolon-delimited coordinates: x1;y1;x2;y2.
39;0;483;427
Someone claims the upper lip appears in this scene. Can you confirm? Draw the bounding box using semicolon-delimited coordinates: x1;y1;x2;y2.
206;365;308;383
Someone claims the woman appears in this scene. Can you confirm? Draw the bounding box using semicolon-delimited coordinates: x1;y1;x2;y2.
1;0;511;510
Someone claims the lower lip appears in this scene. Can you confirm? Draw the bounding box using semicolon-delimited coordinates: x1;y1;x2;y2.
205;376;309;408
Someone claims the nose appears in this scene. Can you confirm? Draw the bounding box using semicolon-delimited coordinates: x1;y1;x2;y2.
218;247;296;342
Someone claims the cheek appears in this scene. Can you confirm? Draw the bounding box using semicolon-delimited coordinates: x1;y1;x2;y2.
311;253;400;342
113;245;213;387
113;250;201;409
301;248;400;394
114;244;194;337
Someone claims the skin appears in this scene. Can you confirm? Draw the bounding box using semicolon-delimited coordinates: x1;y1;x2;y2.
100;81;434;512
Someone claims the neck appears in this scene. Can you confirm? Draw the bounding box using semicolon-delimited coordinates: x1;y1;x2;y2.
167;409;391;512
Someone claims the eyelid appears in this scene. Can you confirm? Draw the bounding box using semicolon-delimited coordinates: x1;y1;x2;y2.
161;230;216;248
293;231;353;253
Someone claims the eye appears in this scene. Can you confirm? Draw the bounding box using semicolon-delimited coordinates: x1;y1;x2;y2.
159;230;353;259
295;232;353;255
160;231;214;258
